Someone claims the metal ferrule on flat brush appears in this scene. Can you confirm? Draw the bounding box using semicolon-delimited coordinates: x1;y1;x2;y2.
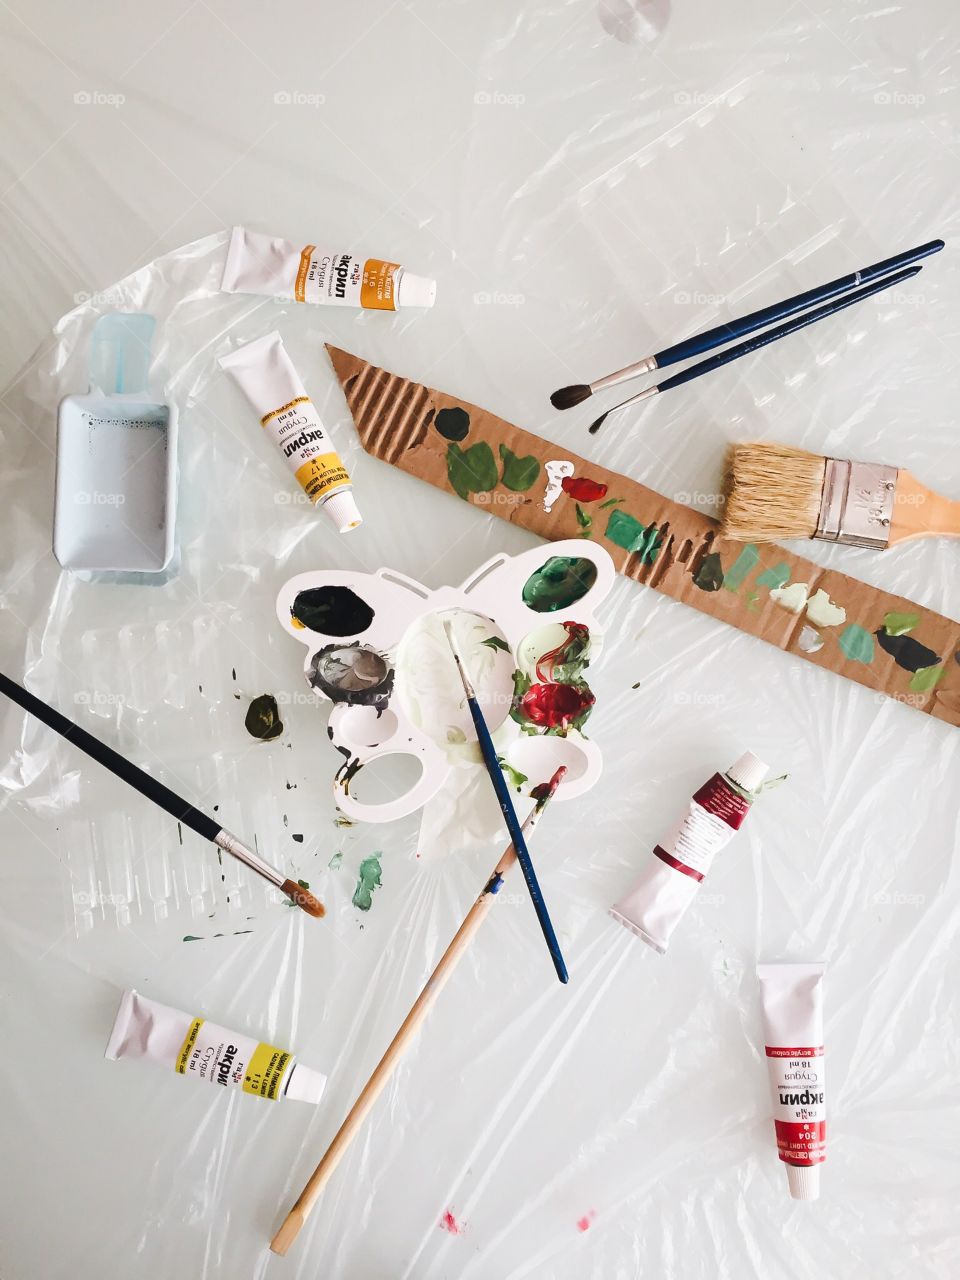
214;828;285;890
815;458;898;549
591;355;658;393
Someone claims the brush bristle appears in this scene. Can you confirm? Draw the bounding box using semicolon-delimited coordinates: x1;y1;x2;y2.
550;384;591;411
282;878;326;918
588;410;608;435
720;443;826;542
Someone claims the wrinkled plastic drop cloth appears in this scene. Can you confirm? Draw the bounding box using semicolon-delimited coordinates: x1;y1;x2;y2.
1;3;959;1277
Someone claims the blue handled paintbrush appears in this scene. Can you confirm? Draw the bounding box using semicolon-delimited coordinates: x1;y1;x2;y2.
550;237;943;414
441;615;569;985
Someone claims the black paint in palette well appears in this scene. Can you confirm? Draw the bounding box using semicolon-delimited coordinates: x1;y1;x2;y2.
291;585;375;636
309;643;394;710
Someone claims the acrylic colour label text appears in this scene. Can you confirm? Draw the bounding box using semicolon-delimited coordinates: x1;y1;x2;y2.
653;773;752;882
175;1017;294;1100
766;1044;826;1167
295;247;400;310
260;396;352;503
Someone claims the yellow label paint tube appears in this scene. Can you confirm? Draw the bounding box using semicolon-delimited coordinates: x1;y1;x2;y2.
105;989;327;1104
220;226;437;310
219;331;362;533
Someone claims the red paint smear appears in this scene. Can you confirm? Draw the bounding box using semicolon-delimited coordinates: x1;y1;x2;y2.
440;1210;464;1235
576;1210;597;1233
520;681;595;730
561;476;608;503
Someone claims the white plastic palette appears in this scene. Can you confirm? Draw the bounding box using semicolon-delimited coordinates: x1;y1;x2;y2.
276;539;616;823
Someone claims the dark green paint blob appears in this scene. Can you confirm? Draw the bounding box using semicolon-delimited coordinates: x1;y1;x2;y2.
434;406;470;442
352;855;382;911
875;629;941;673
481;635;511;653
604;509;662;563
909;665;946;693
575;503;592;534
882;611;920;637
839;624;875;664
521;556;598;613
245;694;284;741
291;585;374;636
756;563;791;589
723;543;760;593
446;441;498;500
598;497;625;509
499;444;540;491
693;552;724;592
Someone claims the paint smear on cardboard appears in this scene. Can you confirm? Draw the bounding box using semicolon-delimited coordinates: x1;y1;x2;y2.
756;563;791;589
839;624;875;664
722;543;759;593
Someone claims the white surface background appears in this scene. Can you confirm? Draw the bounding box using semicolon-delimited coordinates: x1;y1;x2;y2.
1;2;959;1277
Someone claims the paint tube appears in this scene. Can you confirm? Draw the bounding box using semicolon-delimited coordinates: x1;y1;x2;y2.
220;226;436;310
757;962;826;1200
105;989;327;1104
609;751;768;953
219;331;362;533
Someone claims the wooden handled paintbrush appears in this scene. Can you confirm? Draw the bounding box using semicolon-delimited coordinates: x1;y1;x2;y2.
0;671;325;917
720;443;960;548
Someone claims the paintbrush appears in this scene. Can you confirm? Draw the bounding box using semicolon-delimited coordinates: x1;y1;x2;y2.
441;615;569;984
270;767;566;1256
0;671;325;917
584;265;923;434
720;442;960;548
550;238;943;411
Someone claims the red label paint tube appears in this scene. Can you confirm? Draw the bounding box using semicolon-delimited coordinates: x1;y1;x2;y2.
757;962;826;1201
609;751;768;953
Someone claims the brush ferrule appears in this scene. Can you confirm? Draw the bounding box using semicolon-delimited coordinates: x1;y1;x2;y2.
215;828;284;890
591;356;658;393
815;458;897;549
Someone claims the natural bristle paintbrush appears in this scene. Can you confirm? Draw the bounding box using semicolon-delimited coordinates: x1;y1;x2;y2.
720;443;960;548
550;237;943;412
270;766;566;1256
442;614;568;984
0;672;325;917
584;264;923;435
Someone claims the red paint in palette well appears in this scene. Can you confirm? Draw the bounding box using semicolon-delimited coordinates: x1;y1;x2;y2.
561;476;608;503
576;1210;597;1232
440;1210;464;1235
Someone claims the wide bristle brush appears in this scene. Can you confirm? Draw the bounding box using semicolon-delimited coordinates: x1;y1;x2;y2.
0;671;326;917
720;443;960;548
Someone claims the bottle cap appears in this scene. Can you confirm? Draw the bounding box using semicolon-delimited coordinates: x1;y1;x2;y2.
726;751;769;794
397;271;437;308
284;1061;328;1105
785;1162;820;1201
322;489;363;534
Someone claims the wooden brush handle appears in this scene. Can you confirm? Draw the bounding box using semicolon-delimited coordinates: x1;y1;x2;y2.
889;471;960;544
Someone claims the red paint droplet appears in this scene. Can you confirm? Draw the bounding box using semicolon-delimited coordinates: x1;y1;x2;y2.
519;681;595;730
561;476;608;503
440;1210;464;1235
576;1210;596;1232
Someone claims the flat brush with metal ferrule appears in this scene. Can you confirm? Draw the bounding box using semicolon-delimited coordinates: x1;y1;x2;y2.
720;442;960;549
0;671;326;918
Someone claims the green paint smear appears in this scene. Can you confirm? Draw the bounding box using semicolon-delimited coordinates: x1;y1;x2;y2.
693;552;724;592
481;635;510;653
909;665;945;692
499;444;540;491
839;624;875;664
352;856;382;911
328;851;343;869
604;509;662;563
722;543;760;593
497;756;528;791
883;611;920;637
446;441;498;500
575;503;592;533
756;563;791;589
521;556;598;613
598;497;625;509
434;407;470;441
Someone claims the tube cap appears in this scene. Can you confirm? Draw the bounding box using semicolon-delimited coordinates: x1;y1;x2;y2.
726;751;769;794
785;1163;820;1201
284;1061;327;1105
397;271;437;308
322;489;363;533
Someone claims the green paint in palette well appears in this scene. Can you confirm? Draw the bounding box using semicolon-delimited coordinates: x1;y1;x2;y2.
722;544;760;593
522;556;598;612
352;855;382;911
604;510;662;562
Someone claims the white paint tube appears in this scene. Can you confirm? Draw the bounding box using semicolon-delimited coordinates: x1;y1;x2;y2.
609;751;769;953
219;331;362;533
221;226;436;310
105;989;327;1104
757;962;826;1201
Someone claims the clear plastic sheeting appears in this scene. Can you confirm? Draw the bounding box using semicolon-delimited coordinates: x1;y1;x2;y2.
0;3;958;1277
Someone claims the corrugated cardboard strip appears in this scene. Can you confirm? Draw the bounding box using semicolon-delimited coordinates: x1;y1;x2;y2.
326;344;960;729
